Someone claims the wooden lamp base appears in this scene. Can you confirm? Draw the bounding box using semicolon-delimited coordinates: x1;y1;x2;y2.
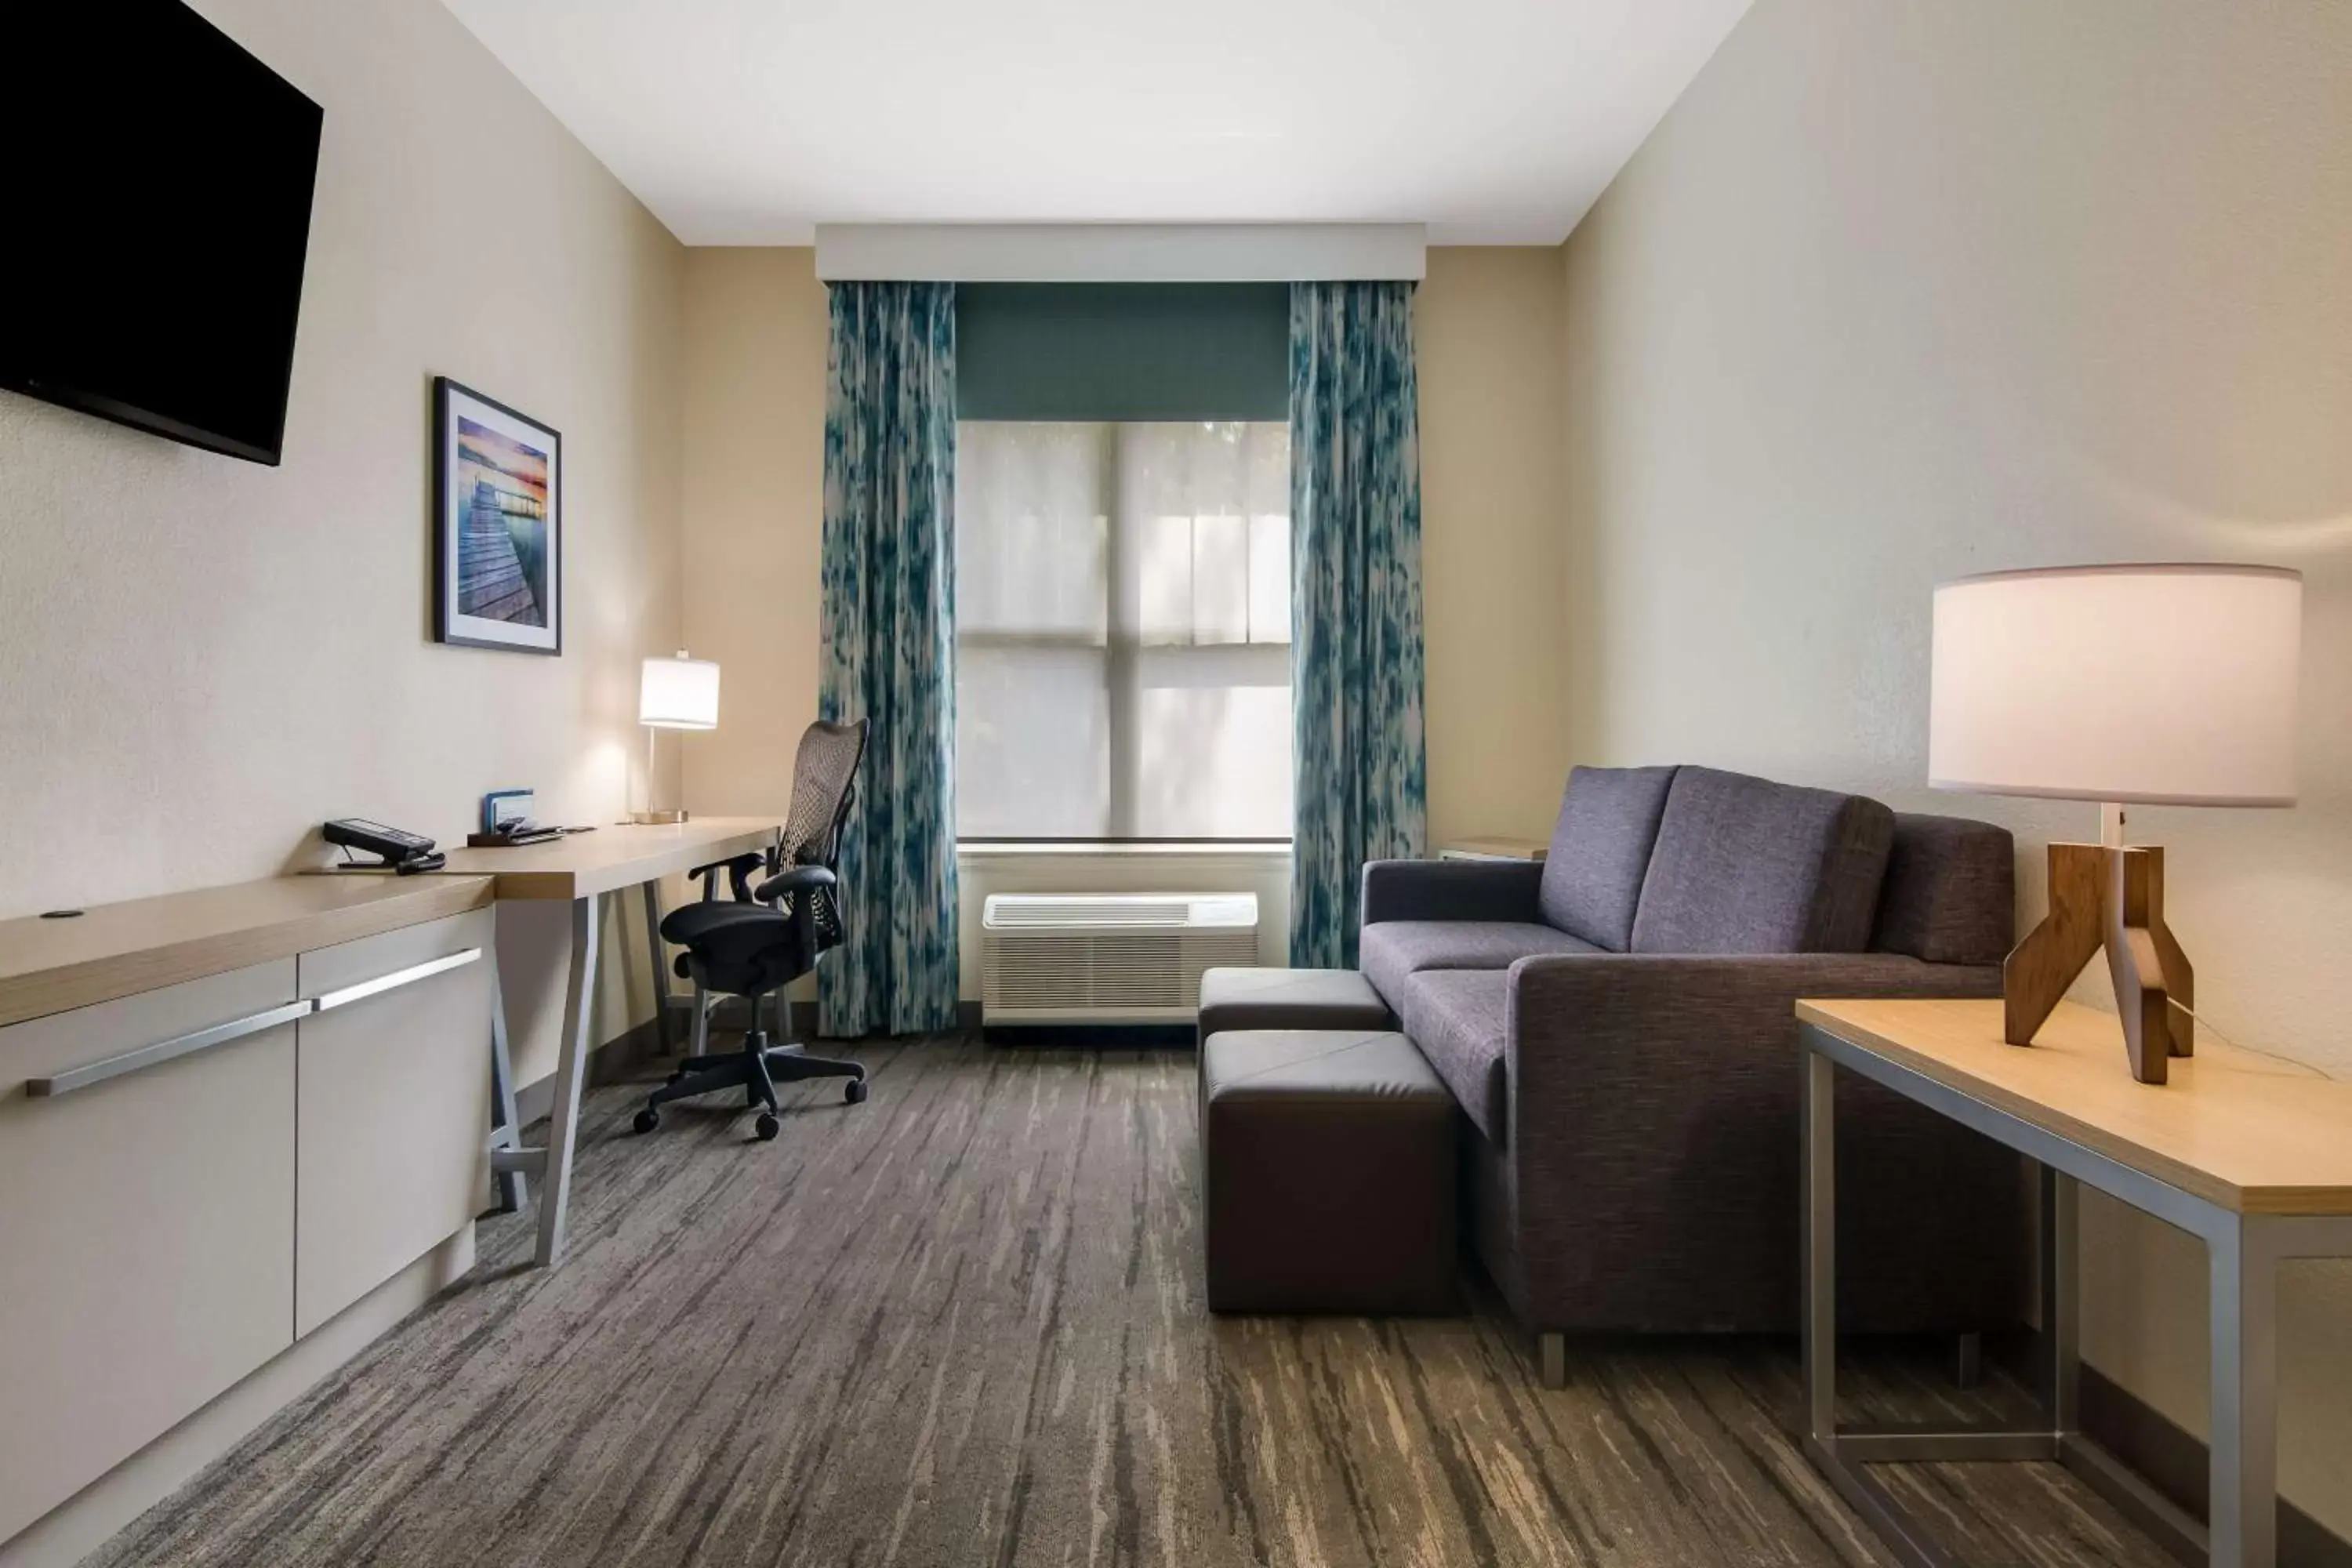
2004;841;2194;1083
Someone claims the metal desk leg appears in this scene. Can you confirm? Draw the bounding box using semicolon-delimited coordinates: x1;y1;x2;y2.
642;880;673;1054
533;894;601;1268
2209;1218;2279;1568
487;956;528;1214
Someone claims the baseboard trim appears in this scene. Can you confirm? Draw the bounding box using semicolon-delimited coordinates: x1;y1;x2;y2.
2075;1363;2350;1568
0;1228;474;1568
1993;1329;2348;1567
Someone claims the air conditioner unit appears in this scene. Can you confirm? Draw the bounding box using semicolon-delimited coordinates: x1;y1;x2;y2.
981;893;1259;1025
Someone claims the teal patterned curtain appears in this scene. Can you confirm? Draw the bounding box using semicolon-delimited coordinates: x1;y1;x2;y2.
818;282;960;1035
1288;281;1427;969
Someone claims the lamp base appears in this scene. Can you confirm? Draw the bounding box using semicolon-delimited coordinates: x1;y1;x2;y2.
630;809;690;826
2004;841;2194;1083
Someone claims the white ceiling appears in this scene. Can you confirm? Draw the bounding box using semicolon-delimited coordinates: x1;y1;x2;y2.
441;0;1752;247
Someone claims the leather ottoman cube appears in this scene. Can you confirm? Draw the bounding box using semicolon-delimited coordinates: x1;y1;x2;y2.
1200;1029;1458;1315
1196;967;1392;1050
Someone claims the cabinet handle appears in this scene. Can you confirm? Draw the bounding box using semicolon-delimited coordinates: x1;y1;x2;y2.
26;999;314;1100
313;947;482;1013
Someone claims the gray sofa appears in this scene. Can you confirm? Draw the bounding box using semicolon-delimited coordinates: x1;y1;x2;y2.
1361;764;2031;1341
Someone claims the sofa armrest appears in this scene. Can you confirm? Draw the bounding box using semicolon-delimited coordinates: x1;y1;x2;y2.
1507;951;2001;1127
1359;858;1542;927
1496;952;2016;1332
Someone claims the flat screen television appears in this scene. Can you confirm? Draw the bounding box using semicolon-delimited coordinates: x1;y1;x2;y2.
1;2;324;466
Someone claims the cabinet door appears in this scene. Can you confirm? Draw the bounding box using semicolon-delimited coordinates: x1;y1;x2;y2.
295;909;494;1338
0;960;299;1544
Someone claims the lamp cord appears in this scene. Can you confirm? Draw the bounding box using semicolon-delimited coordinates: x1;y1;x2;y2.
2172;1004;2333;1080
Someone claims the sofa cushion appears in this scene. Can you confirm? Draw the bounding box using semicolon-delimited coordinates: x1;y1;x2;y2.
1360;920;1597;1010
1629;767;1896;954
1871;813;2016;964
1398;970;1511;1142
1537;764;1679;951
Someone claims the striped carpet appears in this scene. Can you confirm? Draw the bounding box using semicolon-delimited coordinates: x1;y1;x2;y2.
88;1034;2170;1568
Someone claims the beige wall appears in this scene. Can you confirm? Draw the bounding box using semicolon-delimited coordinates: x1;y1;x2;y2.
678;249;830;812
1417;249;1575;848
1559;0;2352;1534
0;0;688;1078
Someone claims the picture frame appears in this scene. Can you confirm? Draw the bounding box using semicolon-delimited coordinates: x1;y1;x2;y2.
433;376;563;654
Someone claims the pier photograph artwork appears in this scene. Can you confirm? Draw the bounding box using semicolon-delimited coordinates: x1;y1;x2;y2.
432;377;563;654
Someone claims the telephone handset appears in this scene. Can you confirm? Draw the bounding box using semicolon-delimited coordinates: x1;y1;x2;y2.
323;818;446;874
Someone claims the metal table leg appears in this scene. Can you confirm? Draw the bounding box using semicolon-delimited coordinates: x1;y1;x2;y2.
2210;1218;2280;1568
1802;1050;1837;1446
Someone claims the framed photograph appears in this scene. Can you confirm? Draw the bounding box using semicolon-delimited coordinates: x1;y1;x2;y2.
434;377;562;654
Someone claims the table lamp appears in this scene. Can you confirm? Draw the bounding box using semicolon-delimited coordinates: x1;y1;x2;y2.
634;651;719;825
1929;564;2300;1083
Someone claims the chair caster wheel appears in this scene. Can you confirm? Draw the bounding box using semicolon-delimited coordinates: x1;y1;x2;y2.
844;1078;869;1105
633;1107;659;1134
754;1112;780;1141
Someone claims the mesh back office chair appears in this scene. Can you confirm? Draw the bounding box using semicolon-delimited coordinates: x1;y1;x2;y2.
633;718;869;1142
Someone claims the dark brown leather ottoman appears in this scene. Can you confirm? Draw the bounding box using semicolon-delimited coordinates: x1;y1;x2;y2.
1200;1029;1458;1315
1196;967;1392;1050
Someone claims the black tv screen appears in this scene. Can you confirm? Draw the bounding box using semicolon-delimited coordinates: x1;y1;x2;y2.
1;2;324;465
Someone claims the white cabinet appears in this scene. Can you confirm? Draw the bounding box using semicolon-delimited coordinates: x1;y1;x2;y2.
0;961;299;1544
294;909;494;1338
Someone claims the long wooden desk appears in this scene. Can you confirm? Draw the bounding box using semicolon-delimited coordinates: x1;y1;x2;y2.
10;818;790;1270
452;818;781;1266
1795;998;2352;1568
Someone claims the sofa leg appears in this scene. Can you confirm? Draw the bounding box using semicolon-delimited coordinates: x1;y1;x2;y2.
1954;1330;1984;1390
1537;1332;1566;1390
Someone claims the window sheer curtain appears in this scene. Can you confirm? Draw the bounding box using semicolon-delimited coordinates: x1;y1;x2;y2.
818;281;960;1036
956;419;1292;840
1289;281;1427;969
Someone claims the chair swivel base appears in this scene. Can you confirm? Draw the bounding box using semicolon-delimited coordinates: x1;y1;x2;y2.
633;1029;867;1142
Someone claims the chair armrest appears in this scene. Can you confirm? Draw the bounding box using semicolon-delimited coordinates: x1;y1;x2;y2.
1359;858;1542;926
753;863;837;906
688;851;766;902
1507;952;2000;1109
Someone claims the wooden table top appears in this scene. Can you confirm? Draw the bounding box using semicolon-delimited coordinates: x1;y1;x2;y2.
0;875;498;1029
429;816;782;901
1797;997;2352;1217
1440;837;1550;862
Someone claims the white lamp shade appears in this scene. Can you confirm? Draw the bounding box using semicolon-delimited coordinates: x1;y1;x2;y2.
1929;564;2299;807
639;654;720;730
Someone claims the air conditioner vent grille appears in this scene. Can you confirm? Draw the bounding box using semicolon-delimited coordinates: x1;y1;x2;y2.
982;893;1259;1023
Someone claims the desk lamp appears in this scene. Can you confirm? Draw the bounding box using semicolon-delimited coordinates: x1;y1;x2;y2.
1929;564;2300;1083
635;652;720;824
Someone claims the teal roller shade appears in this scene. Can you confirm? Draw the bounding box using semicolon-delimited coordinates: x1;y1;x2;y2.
956;283;1289;422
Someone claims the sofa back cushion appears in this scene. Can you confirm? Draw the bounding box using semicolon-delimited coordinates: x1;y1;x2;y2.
1628;767;1896;954
1871;813;2016;964
1537;764;1679;950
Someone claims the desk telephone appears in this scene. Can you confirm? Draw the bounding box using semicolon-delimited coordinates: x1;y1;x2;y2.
322;818;445;874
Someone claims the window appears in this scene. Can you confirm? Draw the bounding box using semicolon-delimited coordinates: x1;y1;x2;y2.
956;419;1291;840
